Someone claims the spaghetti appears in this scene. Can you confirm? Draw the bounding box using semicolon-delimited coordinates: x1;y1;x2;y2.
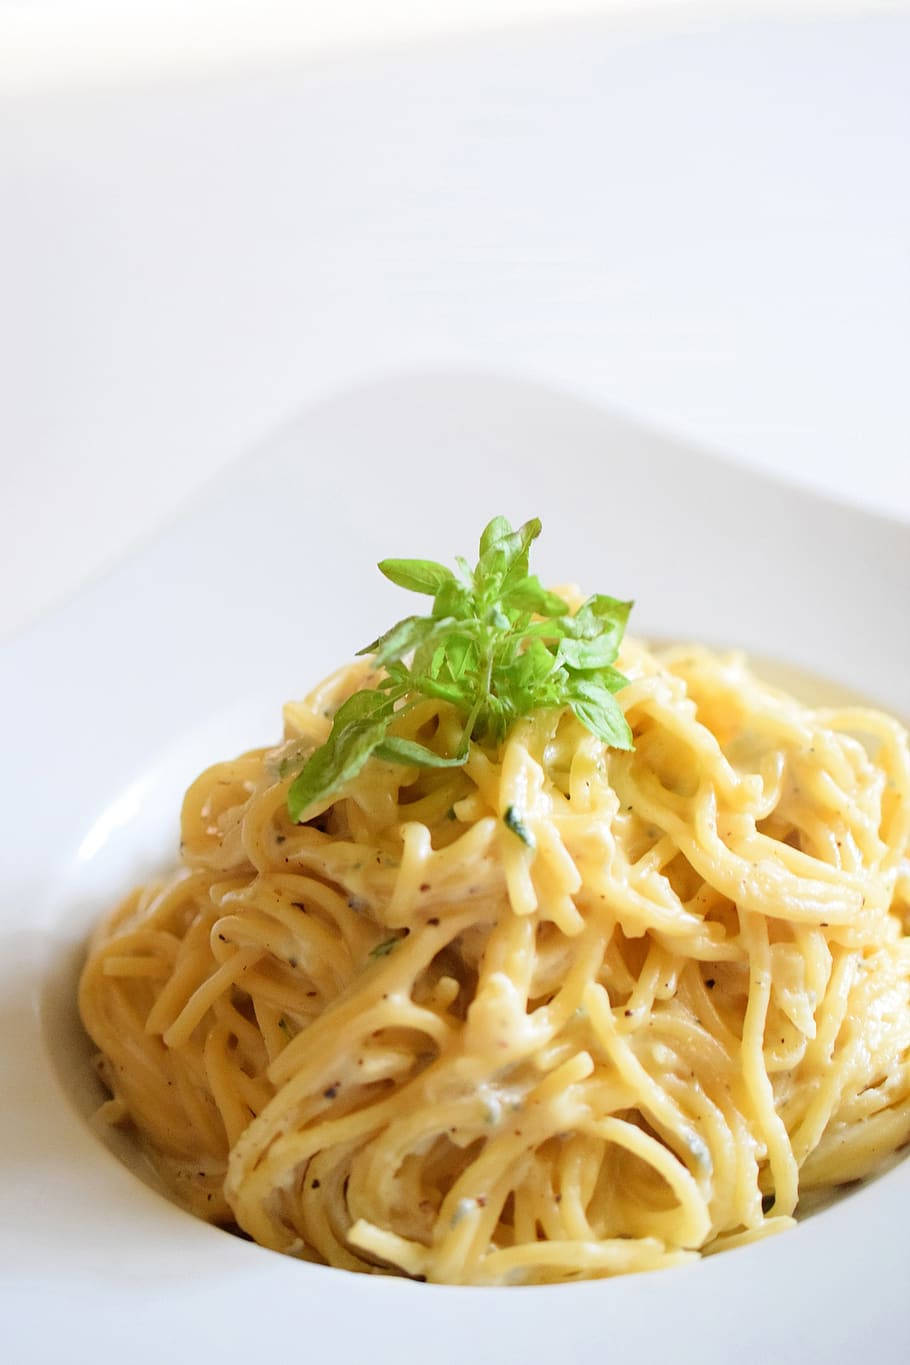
79;640;910;1284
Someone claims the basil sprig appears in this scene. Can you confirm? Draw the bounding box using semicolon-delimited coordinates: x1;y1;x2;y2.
287;516;633;821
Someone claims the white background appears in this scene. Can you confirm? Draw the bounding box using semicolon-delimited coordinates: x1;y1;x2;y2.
1;1;908;639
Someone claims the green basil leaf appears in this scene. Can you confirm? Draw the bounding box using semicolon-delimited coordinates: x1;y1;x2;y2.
288;714;388;820
432;580;475;621
557;636;620;669
591;664;629;694
576;595;632;642
504;575;567;617
476;543;508;591
329;688;395;725
512;637;557;688
568;694;633;750
454;555;476;589
500;518;543;593
444;633;478;680
522;616;572;641
381;661;410;686
375;736;468;767
585;593;633;625
406;675;470;706
486;604;511;632
566;677;618;707
409;622;461;679
378;558;455;595
479;516;513;556
358;614;437;664
478;521;535;594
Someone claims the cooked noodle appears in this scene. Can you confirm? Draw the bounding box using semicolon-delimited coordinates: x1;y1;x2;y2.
79;640;910;1284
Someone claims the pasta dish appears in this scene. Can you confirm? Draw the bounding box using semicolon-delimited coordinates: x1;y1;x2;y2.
79;517;910;1285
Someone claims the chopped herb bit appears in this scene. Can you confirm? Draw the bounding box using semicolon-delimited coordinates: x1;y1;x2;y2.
504;804;536;849
286;515;634;821
277;1016;291;1034
369;936;400;959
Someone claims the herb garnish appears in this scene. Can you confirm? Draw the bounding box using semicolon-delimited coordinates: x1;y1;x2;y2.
503;805;536;849
287;515;633;822
369;936;401;959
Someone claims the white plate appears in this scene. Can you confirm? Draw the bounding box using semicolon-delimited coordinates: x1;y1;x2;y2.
3;373;909;1364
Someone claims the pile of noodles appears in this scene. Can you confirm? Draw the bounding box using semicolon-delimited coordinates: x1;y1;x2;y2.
80;639;910;1284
